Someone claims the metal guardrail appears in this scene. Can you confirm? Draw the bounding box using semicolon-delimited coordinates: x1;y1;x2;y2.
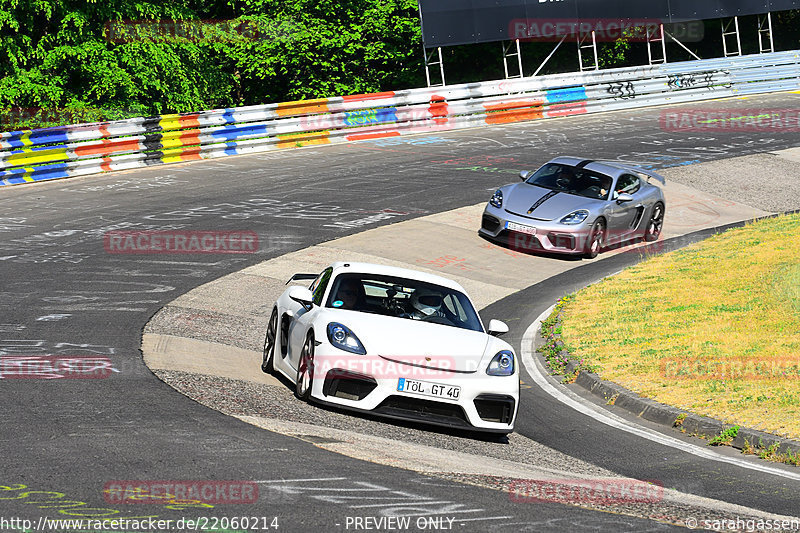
2;50;799;186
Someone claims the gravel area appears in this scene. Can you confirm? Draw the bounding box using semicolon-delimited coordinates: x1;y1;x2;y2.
146;305;266;352
153;368;617;478
153;369;788;527
427;472;763;530
660;152;800;214
151;363;788;527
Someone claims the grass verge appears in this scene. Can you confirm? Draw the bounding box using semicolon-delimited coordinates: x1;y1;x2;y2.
557;213;800;443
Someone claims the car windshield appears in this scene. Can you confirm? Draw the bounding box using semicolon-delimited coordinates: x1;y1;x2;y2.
526;163;612;200
325;273;483;332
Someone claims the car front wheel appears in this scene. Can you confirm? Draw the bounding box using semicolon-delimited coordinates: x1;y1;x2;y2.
261;308;278;374
584;220;605;259
295;332;315;401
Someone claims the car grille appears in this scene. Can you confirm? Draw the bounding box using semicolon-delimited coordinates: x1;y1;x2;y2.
322;370;377;401
547;232;576;250
481;214;501;232
473;394;515;424
374;396;471;428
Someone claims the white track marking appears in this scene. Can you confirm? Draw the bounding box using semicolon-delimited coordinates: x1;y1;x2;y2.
255;477;347;483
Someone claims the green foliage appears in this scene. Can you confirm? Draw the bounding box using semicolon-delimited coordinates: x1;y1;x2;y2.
597;32;632;70
7;2;799;131
708;425;739;446
743;439;800;466
537;294;598;382
0;0;423;128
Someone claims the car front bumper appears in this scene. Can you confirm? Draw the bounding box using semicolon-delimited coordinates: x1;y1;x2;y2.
308;345;519;433
478;204;592;255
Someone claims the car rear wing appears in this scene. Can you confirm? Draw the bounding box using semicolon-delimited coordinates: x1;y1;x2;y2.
286;273;318;285
635;168;666;185
597;161;667;185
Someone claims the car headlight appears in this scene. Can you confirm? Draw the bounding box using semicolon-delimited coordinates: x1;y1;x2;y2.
327;322;366;355
559;210;589;225
486;350;515;376
489;190;503;208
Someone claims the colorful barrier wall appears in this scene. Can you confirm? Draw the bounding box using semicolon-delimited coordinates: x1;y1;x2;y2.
2;50;799;186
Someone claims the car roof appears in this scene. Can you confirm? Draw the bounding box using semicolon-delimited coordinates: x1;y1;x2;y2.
328;262;468;293
547;156;663;183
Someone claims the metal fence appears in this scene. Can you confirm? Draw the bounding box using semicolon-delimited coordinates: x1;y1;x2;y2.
2;50;799;187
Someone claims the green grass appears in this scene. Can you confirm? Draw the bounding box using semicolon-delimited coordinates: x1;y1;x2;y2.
558;213;800;441
775;263;800;314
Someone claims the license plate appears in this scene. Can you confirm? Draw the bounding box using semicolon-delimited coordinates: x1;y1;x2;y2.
506;221;537;235
397;378;460;400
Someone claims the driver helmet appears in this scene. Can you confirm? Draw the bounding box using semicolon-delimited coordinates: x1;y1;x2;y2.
411;288;443;316
557;168;574;182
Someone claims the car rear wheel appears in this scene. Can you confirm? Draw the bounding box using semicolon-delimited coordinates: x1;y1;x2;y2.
295;332;315;401
261;308;278;374
584;220;605;259
645;202;664;242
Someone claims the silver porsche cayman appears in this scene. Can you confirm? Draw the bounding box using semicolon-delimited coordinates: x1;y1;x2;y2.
479;157;666;258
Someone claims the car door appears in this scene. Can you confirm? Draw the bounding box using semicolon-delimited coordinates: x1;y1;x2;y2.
605;174;646;243
287;268;332;372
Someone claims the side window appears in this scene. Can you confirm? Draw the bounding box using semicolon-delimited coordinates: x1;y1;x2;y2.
442;294;467;322
311;268;332;306
616;174;641;195
442;294;456;315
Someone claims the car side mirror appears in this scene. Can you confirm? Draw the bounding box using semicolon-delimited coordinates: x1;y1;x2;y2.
288;286;314;311
520;171;531;181
616;193;634;203
487;319;509;337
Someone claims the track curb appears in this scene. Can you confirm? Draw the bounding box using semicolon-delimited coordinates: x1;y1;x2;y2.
568;358;800;456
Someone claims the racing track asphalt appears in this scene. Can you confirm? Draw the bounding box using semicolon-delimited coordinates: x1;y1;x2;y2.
1;92;800;532
140;159;800;525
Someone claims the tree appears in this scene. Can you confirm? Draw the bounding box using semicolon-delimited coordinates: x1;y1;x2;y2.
0;0;423;129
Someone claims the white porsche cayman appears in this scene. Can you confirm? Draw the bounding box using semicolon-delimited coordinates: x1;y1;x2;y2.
261;262;519;434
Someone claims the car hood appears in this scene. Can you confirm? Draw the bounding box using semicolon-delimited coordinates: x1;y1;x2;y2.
503;183;597;221
319;310;494;373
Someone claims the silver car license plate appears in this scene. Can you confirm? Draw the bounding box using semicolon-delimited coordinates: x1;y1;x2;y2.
506;221;537;235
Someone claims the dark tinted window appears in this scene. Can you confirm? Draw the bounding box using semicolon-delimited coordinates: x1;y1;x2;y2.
615;174;641;195
526;163;612;200
326;273;483;332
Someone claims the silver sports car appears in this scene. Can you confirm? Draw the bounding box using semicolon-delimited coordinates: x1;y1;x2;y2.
479;157;666;258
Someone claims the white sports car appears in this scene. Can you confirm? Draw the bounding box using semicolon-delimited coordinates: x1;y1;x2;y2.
261;262;519;434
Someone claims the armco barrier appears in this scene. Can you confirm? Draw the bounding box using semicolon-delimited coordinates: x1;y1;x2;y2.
2;50;799;186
